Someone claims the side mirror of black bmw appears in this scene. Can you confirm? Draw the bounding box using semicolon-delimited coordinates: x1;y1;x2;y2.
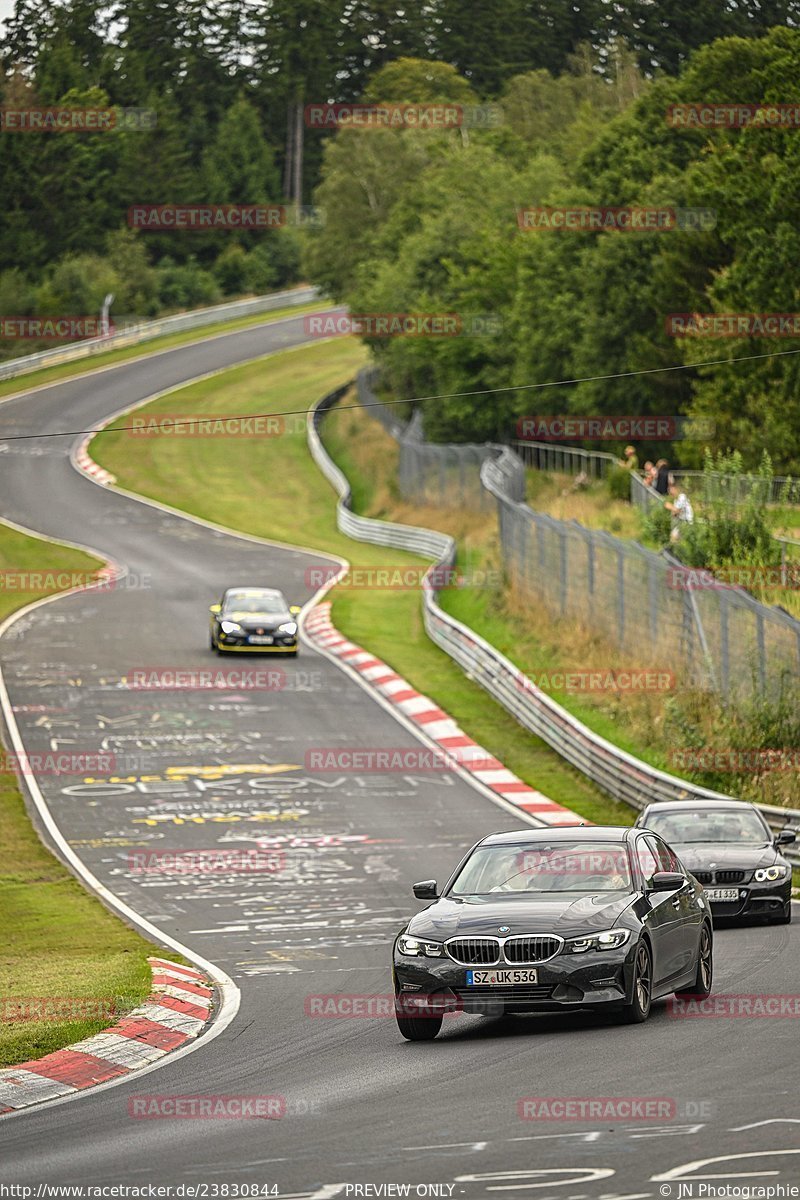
775;829;797;845
649;870;686;892
413;880;439;900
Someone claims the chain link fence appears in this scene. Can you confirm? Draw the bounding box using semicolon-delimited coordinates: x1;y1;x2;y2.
357;367;525;510
359;368;800;704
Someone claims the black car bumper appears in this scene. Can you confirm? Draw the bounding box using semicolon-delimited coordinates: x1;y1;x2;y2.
217;633;298;653
393;944;637;1014
705;879;791;920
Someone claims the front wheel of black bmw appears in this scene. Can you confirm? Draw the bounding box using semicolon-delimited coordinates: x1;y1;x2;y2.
395;997;443;1041
616;941;652;1024
676;923;713;999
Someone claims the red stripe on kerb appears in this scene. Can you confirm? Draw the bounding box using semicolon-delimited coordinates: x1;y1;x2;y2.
25;1050;128;1088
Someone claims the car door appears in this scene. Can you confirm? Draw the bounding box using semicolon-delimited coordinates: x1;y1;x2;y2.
635;834;686;989
648;834;700;983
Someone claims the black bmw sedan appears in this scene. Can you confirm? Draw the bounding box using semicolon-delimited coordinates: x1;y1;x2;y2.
635;799;795;924
392;826;712;1040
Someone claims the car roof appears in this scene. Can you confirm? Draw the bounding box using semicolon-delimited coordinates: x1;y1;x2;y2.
479;827;636;846
642;800;756;813
224;586;284;598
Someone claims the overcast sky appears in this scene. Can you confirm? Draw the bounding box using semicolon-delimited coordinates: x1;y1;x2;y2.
0;0;14;33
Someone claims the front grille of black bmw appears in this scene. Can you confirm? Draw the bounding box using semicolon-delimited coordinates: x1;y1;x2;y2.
715;869;745;884
504;935;562;964
445;935;564;966
694;869;746;885
446;938;500;966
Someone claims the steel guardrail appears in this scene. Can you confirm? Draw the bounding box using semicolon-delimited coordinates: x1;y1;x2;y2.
309;378;800;863
0;286;320;382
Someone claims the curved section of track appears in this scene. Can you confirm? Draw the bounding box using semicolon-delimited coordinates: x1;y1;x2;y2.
0;313;797;1195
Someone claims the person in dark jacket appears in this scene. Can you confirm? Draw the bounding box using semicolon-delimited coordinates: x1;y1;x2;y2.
654;459;670;495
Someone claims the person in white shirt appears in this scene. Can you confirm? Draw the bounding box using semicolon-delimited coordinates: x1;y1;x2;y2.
665;483;694;542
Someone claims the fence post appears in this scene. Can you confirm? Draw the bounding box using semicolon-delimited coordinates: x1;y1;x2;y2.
648;561;659;643
617;548;625;643
559;528;568;615
719;588;730;700
756;611;766;694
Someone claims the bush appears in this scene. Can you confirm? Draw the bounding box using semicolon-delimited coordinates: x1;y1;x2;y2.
35;254;120;316
642;500;671;545
606;465;632;501
213;245;251;295
156;258;221;310
673;450;780;572
0;268;36;316
104;230;160;319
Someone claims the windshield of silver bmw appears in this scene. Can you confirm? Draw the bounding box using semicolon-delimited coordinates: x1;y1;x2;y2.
449;842;632;895
646;809;769;845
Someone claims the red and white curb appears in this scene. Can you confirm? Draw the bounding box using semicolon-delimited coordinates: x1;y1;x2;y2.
0;958;213;1114
75;435;115;486
303;602;584;826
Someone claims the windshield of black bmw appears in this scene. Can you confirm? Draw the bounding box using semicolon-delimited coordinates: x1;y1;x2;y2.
224;590;287;614
646;809;769;845
449;842;632;895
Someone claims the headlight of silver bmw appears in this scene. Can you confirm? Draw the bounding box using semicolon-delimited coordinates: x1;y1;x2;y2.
397;934;443;957
277;621;297;635
754;865;789;882
220;620;244;635
563;929;631;954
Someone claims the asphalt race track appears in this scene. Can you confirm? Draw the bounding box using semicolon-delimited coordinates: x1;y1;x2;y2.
0;314;797;1196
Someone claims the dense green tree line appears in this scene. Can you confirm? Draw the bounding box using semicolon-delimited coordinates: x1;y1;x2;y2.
3;0;800;389
306;31;800;472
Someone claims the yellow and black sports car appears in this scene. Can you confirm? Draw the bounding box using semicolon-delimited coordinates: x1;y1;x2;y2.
209;586;301;655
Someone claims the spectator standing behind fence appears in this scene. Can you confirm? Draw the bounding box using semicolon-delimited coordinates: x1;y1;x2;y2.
619;445;639;471
665;483;694;543
654;459;670;495
642;460;656;488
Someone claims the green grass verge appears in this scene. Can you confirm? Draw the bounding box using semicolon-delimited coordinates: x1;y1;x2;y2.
0;292;327;402
94;341;631;827
0;521;163;1066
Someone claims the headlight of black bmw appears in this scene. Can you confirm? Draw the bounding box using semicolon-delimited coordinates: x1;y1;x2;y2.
754;865;789;882
562;929;631;954
397;934;444;957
